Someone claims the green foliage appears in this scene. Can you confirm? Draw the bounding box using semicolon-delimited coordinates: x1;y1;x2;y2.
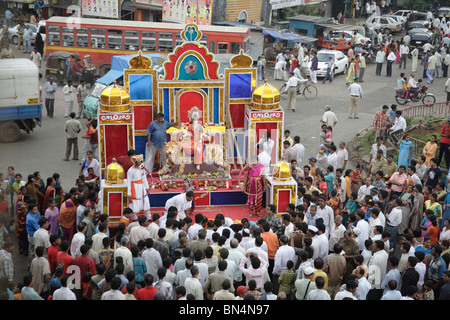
275;4;324;22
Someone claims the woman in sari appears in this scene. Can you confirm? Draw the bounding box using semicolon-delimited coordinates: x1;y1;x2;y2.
399;184;415;234
80;151;101;179
425;192;443;222
58;188;80;242
397;134;413;168
25;174;38;202
351;163;366;193
345;58;356;85
16;194;31;255
33;171;45;212
315;172;328;200
44;198;60;236
329;188;342;217
243;156;266;217
410;184;425;231
422;135;438;167
395;41;401;63
424;214;439;244
42;177;56;213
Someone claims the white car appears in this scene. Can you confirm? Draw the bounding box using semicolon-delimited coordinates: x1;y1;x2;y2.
392;10;413;19
365;16;403;33
7;21;46;45
332;31;372;45
307;50;348;78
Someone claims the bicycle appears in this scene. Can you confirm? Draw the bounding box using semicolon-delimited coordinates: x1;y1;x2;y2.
279;80;318;100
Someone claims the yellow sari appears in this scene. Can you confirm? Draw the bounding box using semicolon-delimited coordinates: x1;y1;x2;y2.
422;142;438;167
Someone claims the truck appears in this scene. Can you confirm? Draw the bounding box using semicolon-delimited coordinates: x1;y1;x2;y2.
0;59;42;143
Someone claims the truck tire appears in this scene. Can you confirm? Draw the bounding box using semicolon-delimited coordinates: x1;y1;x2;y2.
0;121;21;143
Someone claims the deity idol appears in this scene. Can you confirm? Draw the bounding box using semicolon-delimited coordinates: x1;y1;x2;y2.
181;106;210;170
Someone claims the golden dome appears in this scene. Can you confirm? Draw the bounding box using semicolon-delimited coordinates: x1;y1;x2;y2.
105;158;125;184
100;82;131;113
272;160;291;181
251;82;280;110
230;49;253;68
129;51;152;69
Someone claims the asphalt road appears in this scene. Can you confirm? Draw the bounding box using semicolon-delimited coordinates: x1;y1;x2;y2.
2;28;449;285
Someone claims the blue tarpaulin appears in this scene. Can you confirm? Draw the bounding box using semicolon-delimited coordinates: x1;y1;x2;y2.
96;53;167;85
262;29;317;43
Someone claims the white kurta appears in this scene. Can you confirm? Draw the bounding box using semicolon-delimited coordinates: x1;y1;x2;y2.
164;193;192;221
127;166;151;220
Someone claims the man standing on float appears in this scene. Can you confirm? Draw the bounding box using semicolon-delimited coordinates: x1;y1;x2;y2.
127;154;151;220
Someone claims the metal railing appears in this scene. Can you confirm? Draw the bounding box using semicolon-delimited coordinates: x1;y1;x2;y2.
401;101;450;118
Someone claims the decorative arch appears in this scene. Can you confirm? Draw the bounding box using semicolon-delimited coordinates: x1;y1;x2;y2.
176;88;208;124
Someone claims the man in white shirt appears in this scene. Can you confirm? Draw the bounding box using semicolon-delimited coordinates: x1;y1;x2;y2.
307;276;331;300
272;235;296;277
326;144;338;170
386;197;403;253
355;210;369;251
348;77;362;119
357;177;374;202
101;277;126;300
334;280;358;300
407;166;421;186
257;131;275;159
129;215;151;246
292;135;305;166
399;42;409;69
376;49;385;75
62;80;76;118
388;110;407;144
184;266;204;300
284;73;305;112
321;105;338;127
164;191;194;221
316;196;334;234
257;143;271;175
70;222;87;259
368;240;389;290
52;276;77;300
187;213;204;242
30;48;42;69
316;224;329;262
369;208;382;239
142;238;162;279
336;141;349;170
329;215;346;252
386;49;396;77
407;73;419;99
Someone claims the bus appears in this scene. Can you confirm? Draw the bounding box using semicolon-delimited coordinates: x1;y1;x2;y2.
45;17;251;77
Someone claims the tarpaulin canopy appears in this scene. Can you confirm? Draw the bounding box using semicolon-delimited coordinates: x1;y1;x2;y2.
262;29;317;43
96;53;167;85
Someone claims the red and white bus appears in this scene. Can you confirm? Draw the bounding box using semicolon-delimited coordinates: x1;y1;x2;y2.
45;16;251;77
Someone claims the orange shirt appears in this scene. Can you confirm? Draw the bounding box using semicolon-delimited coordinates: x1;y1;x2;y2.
119;216;131;227
427;225;439;244
261;231;279;260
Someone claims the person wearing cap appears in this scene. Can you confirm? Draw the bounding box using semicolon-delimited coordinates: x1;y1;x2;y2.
383;153;398;177
235;285;249;300
294;266;317;300
127;154;151;220
369;149;387;180
348;77;362;119
437;117;450;169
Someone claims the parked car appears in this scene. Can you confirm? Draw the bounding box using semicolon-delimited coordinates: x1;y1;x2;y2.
383;14;407;28
392;10;413;19
307;50;348;78
409;31;432;57
7;20;45;45
408;28;431;36
407;12;431;27
365;16;403;34
406;20;430;31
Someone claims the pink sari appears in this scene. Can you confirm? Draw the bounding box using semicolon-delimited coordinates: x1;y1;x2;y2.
245;163;265;214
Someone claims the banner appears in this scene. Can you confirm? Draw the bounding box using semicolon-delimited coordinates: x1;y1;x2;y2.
270;0;303;10
162;0;213;25
82;0;119;19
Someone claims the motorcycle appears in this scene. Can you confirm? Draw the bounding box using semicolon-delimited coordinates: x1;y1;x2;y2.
395;85;436;105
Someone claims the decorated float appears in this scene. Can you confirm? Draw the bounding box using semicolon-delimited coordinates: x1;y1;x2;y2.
96;23;294;225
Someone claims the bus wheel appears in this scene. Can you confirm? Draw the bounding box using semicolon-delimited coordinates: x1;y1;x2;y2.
0;121;21;143
98;65;111;77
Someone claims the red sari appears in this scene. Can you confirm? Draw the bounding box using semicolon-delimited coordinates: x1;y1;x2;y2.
42;186;56;212
245;163;265;216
